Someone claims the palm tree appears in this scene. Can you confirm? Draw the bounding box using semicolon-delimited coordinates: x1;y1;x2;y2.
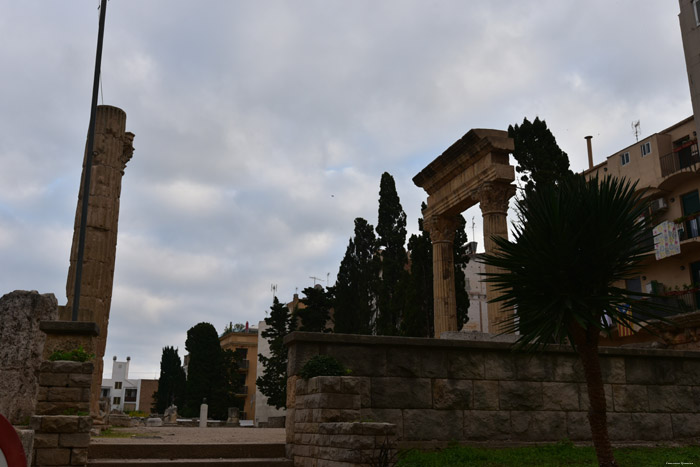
481;175;662;467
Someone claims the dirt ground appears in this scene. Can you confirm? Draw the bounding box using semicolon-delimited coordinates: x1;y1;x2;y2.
91;426;286;444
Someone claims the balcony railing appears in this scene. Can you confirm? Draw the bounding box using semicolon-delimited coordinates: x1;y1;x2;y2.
659;143;700;177
660;290;698;315
678;218;700;241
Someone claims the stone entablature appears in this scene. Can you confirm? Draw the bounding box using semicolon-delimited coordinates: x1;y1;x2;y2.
285;332;700;449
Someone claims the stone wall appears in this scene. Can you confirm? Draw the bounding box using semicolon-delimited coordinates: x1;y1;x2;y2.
0;291;58;424
285;332;700;451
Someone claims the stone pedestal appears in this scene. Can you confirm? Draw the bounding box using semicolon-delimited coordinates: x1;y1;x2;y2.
61;105;134;419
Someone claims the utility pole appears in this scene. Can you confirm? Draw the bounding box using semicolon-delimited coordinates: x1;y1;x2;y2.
72;0;108;321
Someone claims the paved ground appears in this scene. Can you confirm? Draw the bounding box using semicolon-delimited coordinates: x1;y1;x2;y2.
91;426;286;444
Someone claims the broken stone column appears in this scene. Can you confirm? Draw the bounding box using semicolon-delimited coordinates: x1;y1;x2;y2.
0;291;58;424
424;215;459;337
62;105;134;420
477;182;516;333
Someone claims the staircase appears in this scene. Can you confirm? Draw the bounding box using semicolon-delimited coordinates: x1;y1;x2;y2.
88;443;292;466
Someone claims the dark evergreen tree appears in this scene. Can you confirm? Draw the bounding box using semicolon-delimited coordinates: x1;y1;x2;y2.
375;172;408;335
257;297;295;409
334;218;380;334
453;214;471;331
153;346;186;414
508;117;573;194
297;285;334;332
183;322;238;420
401;210;433;337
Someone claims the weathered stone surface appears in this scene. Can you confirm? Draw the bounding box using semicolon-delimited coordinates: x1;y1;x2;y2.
386;348;449;378
463;410;511;440
432;379;473;409
40;361;94;375
612;384;649;412
35;447;70;466
679;359;700;385
514;354;556;381
552;355;584;382
358;408;403;437
326;345;386;377
403;410;462;441
499;381;542;410
36;401;89;416
647;385;694;412
484;352;516;380
566;412;591;441
625;357;681;384
59;432;90;448
48;387;84;402
39;372;69;388
109;414;131;427
473;380;499;410
370;377;431;409
38;416;79;433
70;447;88;465
629;413;673;440
303;393;359;410
446;350;485;379
579;383;613;412
34;433;59;448
671;413;700;438
542;382;579;411
511;411;567;441
599;357;625;384
146;417;163;427
0;290;57;423
607;412;633;440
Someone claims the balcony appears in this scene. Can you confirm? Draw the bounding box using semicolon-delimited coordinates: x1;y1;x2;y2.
237;360;250;371
659;142;699;177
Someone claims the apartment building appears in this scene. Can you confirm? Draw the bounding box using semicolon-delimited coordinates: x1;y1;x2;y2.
101;356;157;413
219;324;258;421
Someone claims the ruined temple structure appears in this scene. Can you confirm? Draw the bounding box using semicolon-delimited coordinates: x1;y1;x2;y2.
61;105;134;419
413;129;516;336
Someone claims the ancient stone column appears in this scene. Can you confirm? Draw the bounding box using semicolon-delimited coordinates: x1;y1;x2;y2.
63;105;134;420
424;214;459;337
478;182;516;333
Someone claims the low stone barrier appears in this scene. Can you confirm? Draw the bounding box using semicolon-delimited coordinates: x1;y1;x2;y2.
284;331;700;453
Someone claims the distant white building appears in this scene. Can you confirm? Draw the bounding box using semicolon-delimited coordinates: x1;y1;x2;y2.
463;242;489;333
101;356;156;413
254;319;286;427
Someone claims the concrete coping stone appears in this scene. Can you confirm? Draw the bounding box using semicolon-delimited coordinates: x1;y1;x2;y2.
39;321;99;336
284;331;700;359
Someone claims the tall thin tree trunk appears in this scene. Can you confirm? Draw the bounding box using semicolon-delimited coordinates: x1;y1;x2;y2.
573;324;617;467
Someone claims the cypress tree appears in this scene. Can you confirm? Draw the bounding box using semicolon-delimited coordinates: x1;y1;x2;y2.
334;218;379;334
153;346;186;414
298;285;334;332
402;211;433;337
453;214;470;330
375;172;408;335
257;297;294;409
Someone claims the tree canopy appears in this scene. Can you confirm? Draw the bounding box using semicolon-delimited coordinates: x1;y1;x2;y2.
153;346;186;414
297;285;334;332
257;297;295;409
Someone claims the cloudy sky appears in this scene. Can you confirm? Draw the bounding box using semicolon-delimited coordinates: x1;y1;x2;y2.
0;1;693;379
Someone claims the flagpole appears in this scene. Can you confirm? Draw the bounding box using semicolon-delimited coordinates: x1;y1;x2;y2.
72;0;108;321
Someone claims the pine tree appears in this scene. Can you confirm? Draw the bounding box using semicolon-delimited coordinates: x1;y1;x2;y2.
453;214;470;330
298;285;334;332
257;297;295;409
153;346;186;414
508;117;573;194
402;211;433;337
334;218;380;334
375;172;408;335
183;322;238;420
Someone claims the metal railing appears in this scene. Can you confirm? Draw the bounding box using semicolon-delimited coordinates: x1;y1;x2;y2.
659;144;700;177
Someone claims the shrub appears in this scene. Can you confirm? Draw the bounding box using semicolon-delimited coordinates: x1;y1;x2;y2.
299;355;350;380
48;345;94;362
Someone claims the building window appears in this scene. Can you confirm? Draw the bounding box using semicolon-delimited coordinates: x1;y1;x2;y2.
641;142;651;157
114;381;122;389
620;152;630;166
124;388;138;402
101;389;110;398
113;397;121;405
694;0;700;26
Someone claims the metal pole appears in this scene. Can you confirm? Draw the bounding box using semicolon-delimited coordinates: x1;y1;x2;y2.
72;0;108;321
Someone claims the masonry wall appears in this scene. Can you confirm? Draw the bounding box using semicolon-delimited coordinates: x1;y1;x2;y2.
284;332;700;451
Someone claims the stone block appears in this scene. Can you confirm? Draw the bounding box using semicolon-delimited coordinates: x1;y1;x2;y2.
303;393;359;410
326;345;386;377
510;411;567;442
287;375;299;408
647;385;694;413
77;416;92;433
607;413;633;440
370;377;431;409
33;433;59;448
317;446;361;463
38;416;79;433
629;413;673;440
39;372;69;388
328;434;374;450
359;408;403;437
432;379;473;410
599;357;625;384
386;348;423;378
403;410;462;441
0;290;58;424
566;412;591;441
70;447;88;465
483;352;516;380
446;350;485;379
287;342;321;376
472;380;498;410
48;387;84;402
35;447;71;466
542;382;579;411
579;384;613;412
59;432;90;448
67;373;92;388
40;361;93;375
624;357;681;385
671;413;700;438
36;401;90;416
612;385;649;412
678;359;700;385
295;422;320;434
307;377;342;394
463;410;511;440
514;354;556;381
498;381;542;410
552;355;585;382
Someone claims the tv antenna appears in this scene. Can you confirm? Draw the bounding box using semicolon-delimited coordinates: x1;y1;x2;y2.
471;217;476;243
270;283;277;298
309;276;325;286
632;120;641;142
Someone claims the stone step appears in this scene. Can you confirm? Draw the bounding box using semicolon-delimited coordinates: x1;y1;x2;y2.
89;443;286;460
88;458;293;467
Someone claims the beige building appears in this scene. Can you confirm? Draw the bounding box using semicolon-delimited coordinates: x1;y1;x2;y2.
219;326;258;421
679;0;700;138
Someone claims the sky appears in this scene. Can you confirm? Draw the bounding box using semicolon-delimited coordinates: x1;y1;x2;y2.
0;1;693;379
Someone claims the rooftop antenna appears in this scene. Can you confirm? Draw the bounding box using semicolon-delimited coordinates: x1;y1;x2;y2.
632;120;641;142
270;283;277;298
326;272;330;286
471;216;476;243
309;276;325;286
